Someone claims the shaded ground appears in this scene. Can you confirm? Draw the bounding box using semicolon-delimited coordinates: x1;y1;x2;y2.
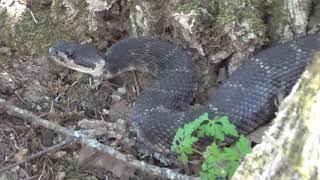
0;48;164;179
1;33;220;178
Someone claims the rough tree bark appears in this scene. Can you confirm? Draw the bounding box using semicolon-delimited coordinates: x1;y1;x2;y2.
232;52;320;179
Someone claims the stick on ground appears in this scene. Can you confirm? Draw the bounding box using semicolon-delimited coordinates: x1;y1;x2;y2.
0;140;68;173
0;98;197;180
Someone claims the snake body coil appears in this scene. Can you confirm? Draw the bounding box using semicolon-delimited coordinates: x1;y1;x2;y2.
49;35;319;153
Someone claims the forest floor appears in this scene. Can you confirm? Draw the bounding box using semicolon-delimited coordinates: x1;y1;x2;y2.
0;42;264;179
0;48;165;179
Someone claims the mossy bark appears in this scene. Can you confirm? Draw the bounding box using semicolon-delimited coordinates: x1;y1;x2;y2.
0;0;88;55
267;0;314;41
0;0;128;55
232;52;320;179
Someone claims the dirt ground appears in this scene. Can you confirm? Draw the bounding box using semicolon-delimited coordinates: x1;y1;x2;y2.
0;25;272;180
0;47;171;179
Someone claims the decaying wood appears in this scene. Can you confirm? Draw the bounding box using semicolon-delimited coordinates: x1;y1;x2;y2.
0;98;197;180
232;52;320;179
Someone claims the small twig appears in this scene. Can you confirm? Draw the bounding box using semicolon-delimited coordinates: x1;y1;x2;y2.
0;98;196;179
19;167;30;179
49;100;55;113
0;140;68;173
14;91;27;105
105;0;119;10
27;8;38;24
39;161;48;180
69;80;78;88
66;0;86;22
17;71;26;79
133;72;140;96
67;97;70;112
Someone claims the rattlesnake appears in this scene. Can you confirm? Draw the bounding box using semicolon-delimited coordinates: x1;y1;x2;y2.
49;35;319;154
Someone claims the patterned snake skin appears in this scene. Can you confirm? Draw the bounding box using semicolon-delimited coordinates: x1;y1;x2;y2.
50;35;319;154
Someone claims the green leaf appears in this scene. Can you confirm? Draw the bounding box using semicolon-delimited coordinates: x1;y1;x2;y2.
171;126;199;155
226;159;240;177
180;152;189;165
209;143;219;157
196;113;209;122
218;116;239;137
236;135;252;158
181;136;199;154
198;121;225;141
212;125;225;141
197;122;209;137
194;113;210;138
200;170;217;180
201;156;211;171
171;114;208;161
223;148;238;161
202;164;227;178
171;127;184;152
171;122;198;153
170;113;252;180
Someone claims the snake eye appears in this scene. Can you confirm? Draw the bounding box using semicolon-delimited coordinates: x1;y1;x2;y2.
64;50;76;59
49;47;59;56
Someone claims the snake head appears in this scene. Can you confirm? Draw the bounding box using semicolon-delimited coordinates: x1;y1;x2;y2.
49;42;106;76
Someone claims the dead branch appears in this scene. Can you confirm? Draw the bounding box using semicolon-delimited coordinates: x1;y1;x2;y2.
0;140;68;173
0;98;197;180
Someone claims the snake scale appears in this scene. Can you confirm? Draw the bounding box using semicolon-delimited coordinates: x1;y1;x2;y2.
49;35;319;154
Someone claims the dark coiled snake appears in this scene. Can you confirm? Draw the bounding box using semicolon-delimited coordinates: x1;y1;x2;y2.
49;35;319;154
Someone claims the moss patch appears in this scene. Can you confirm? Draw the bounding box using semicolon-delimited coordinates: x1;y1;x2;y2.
175;0;267;36
177;0;202;14
266;0;292;40
175;0;215;33
0;55;5;66
0;2;90;55
217;0;266;33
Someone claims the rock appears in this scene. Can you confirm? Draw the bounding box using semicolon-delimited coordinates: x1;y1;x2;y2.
0;72;20;94
0;47;11;55
23;80;47;106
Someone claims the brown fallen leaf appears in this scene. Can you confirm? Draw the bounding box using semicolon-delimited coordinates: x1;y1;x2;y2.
78;145;136;179
78;145;159;179
109;100;132;121
54;150;67;158
14;148;28;161
77;118;127;140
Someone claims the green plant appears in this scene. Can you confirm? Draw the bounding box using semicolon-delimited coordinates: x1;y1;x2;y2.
171;113;252;179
